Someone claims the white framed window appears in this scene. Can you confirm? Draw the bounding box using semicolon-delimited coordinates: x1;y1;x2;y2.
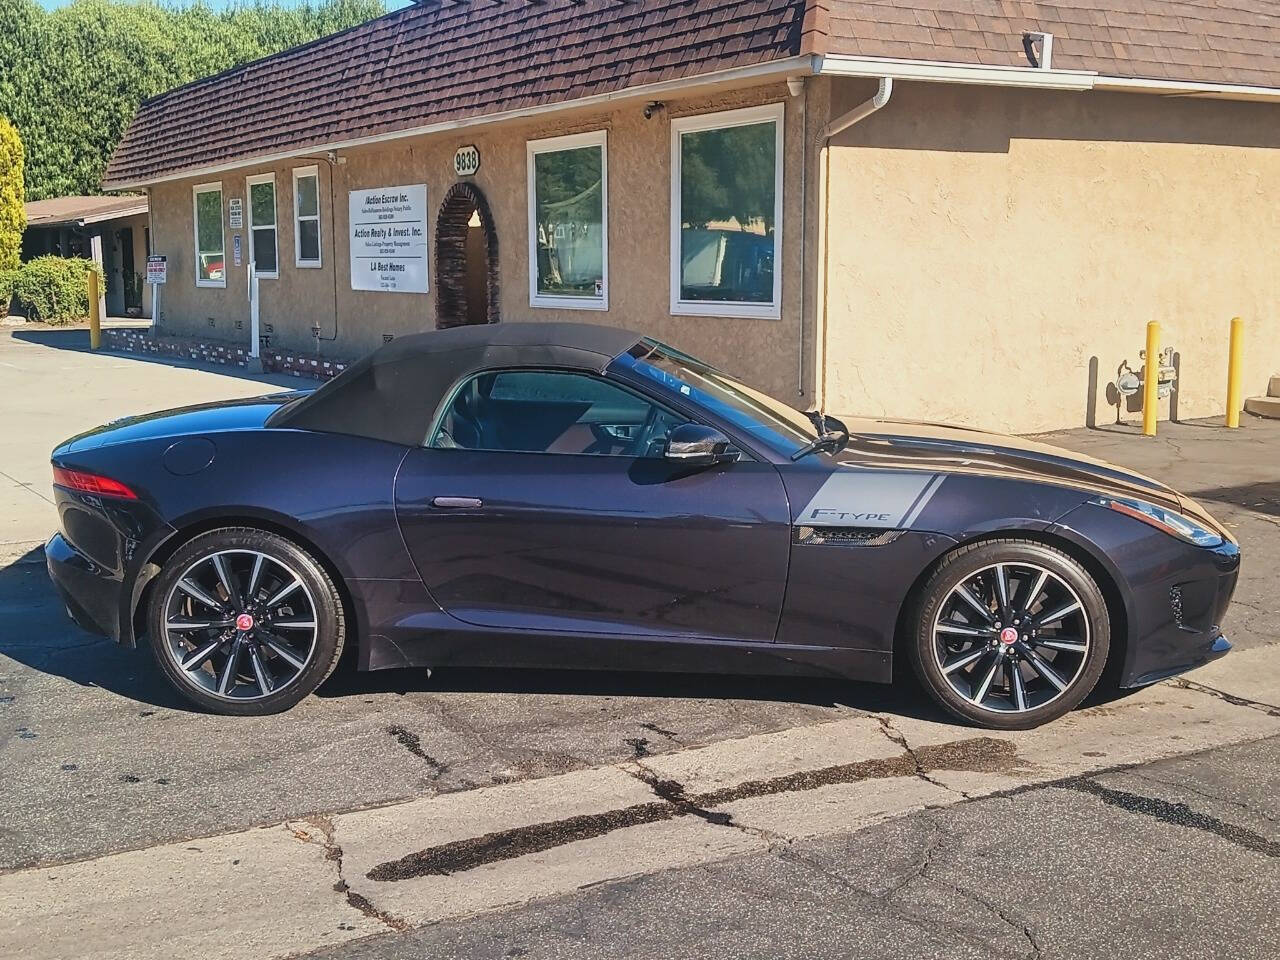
527;130;608;310
670;103;784;319
293;165;322;268
246;173;279;278
192;182;225;288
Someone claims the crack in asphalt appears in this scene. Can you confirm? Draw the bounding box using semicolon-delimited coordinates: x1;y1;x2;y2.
364;737;1022;882
1130;770;1279;824
1061;779;1280;858
286;817;410;932
385;725;449;778
875;716;973;798
778;819;1044;959
638;721;679;741
1169;677;1280;718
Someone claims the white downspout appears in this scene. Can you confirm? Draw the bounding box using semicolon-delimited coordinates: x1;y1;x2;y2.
814;76;893;411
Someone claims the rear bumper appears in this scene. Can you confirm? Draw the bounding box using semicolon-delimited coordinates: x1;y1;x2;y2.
45;532;124;642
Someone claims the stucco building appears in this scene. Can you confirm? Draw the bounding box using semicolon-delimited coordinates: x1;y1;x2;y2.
104;0;1279;433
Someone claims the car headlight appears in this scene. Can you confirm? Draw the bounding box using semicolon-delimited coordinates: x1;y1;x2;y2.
1093;496;1223;547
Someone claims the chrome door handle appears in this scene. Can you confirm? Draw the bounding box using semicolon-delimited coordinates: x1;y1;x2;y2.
430;496;483;509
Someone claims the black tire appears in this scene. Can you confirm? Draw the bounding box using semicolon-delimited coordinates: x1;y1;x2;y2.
147;527;345;715
908;539;1110;730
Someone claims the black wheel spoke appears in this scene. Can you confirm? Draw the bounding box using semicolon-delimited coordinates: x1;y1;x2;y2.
167;616;234;632
217;637;243;695
210;553;241;609
258;628;308;670
181;638;223;671
1009;659;1028;711
177;578;224;613
955;583;995;624
1015;569;1049;620
248;644;274;694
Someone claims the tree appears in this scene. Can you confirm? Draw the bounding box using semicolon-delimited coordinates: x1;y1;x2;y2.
5;0;386;201
679;122;776;233
0;117;25;273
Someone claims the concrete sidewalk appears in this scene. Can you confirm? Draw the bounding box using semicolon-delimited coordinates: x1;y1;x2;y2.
0;328;299;559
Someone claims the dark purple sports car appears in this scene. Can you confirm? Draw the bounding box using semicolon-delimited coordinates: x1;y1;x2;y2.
46;323;1238;728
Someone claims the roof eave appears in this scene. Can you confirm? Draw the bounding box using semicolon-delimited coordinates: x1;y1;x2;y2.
817;54;1280;102
25;203;149;229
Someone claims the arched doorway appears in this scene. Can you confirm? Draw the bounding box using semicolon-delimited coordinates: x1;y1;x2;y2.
435;182;499;328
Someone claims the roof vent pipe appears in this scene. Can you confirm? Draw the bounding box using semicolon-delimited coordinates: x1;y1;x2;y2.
1023;31;1054;70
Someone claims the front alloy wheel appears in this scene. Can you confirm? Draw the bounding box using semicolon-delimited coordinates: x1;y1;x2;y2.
149;528;344;715
910;540;1110;729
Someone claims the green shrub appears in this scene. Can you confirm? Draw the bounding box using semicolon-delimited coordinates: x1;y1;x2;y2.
11;256;104;325
0;267;15;318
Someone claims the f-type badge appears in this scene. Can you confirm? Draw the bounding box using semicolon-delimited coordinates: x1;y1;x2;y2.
798;471;945;529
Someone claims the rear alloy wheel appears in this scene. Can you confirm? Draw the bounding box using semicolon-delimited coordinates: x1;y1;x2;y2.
909;540;1109;729
148;528;344;715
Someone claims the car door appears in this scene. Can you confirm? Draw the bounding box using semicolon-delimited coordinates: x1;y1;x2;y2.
394;368;791;642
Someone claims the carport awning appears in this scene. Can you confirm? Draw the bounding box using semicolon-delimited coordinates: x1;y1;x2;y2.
24;195;148;230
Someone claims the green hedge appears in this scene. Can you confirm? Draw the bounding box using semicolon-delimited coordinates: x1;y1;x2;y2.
10;256;104;324
0;267;15;319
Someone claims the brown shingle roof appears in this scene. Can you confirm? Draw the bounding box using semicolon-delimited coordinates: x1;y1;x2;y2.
103;0;813;188
826;1;1280;89
106;0;1280;189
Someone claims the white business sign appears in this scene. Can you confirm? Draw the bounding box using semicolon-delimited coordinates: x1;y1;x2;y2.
146;255;167;285
349;185;428;294
228;197;243;230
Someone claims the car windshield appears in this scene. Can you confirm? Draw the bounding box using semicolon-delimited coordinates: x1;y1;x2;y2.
619;338;818;455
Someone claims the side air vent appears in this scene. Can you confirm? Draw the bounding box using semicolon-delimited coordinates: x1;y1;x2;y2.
1169;585;1184;628
794;526;902;547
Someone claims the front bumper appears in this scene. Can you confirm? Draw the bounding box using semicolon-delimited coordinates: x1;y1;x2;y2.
1118;538;1240;688
46;532;124;641
1051;505;1241;689
1125;634;1232;688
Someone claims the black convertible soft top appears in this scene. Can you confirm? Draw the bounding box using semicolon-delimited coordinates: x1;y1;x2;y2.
268;322;643;446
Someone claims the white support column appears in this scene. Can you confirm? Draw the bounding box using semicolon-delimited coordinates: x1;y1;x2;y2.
88;232;108;322
248;260;260;360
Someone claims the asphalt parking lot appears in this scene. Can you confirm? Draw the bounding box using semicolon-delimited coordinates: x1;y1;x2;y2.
1;327;1277;959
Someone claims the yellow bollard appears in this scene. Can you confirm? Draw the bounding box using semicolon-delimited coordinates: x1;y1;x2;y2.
1142;321;1160;437
88;270;102;351
1225;317;1244;429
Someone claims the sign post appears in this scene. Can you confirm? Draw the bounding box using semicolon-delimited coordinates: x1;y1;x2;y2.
146;255;166;330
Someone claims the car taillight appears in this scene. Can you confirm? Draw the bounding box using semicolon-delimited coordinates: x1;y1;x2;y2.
52;466;138;500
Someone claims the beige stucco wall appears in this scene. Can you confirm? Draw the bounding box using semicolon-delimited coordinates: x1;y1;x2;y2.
147;80;820;406
822;78;1280;434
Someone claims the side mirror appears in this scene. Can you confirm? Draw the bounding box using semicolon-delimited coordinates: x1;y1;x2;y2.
664;423;734;467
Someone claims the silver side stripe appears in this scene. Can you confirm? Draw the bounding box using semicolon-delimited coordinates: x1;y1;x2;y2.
797;471;944;529
900;473;946;528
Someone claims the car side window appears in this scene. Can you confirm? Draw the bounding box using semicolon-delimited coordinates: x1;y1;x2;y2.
431;370;688;457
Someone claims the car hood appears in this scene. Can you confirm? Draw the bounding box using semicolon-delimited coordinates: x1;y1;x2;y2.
830;417;1186;512
54;391;312;455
